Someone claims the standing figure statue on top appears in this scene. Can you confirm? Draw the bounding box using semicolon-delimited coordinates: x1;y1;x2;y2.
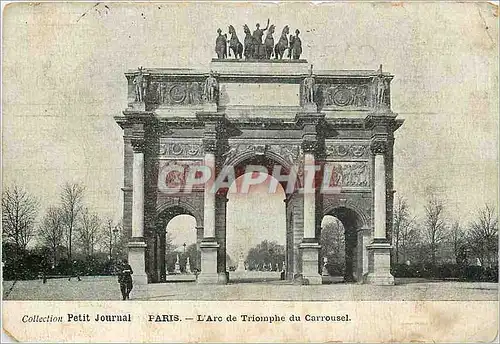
375;64;388;107
133;67;146;102
251;18;270;59
215;28;227;59
253;18;270;45
264;24;275;59
289;29;302;60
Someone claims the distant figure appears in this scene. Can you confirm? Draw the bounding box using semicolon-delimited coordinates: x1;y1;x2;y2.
118;259;133;300
68;260;81;281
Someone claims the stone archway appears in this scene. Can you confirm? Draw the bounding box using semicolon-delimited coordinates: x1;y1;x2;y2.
321;206;368;282
116;59;402;286
218;152;300;283
154;204;203;282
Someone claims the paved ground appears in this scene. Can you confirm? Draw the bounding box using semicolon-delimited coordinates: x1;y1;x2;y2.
3;272;498;301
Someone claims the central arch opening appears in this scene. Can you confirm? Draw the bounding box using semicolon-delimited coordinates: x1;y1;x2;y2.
224;155;291;284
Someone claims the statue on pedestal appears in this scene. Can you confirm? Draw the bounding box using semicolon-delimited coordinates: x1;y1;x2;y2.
375;64;388;107
303;65;315;104
236;252;246;272
185;257;192;274
204;71;218;103
322;256;330;276
133;67;146;102
174;253;181;274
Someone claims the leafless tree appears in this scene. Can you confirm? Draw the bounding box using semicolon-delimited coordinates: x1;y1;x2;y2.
423;194;448;265
468;204;498;267
449;221;464;264
2;185;39;250
38;206;65;266
78;208;101;257
392;196;417;264
101;219;124;260
60;183;85;261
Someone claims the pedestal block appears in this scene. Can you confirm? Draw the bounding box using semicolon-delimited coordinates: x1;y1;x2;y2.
300;242;322;285
364;240;394;285
197;241;220;284
301;103;318;113
128;240;148;285
218;271;229;285
127;102;146;111
201;103;217;113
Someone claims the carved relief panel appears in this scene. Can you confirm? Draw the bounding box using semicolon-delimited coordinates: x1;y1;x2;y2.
223;142;301;166
324;142;370;160
316;83;374;108
323;162;370;188
158;140;204;158
157;159;203;193
149;81;206;106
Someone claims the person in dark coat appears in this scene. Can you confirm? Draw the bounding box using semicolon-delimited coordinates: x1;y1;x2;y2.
118;259;133;300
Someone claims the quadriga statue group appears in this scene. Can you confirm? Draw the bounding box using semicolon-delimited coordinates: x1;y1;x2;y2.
215;19;303;60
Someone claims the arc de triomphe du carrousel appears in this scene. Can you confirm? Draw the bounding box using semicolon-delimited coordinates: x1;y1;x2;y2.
114;23;403;286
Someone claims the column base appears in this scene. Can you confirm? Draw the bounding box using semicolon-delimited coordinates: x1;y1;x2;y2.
217;271;229;285
197;241;219;284
364;240;394;286
299;242;322;285
128;240;148;285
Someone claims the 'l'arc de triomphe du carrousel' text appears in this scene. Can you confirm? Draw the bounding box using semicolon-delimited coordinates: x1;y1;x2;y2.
115;19;403;286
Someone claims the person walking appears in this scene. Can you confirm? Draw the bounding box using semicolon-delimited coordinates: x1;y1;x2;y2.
118;259;133;300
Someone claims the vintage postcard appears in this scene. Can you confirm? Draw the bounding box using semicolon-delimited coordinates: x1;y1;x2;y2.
1;1;498;342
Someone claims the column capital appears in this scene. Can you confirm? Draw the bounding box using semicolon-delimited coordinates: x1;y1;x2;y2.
370;140;388;155
202;138;217;153
131;138;146;153
301;140;318;154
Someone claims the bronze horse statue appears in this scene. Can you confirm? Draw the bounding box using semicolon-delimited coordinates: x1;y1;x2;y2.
228;25;243;59
274;25;290;60
264;24;275;59
243;24;256;59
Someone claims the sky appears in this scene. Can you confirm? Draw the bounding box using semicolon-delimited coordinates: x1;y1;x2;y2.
2;2;498;254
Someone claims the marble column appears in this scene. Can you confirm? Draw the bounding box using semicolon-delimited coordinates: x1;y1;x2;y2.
365;140;394;285
299;142;322;285
197;140;220;284
128;139;148;284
